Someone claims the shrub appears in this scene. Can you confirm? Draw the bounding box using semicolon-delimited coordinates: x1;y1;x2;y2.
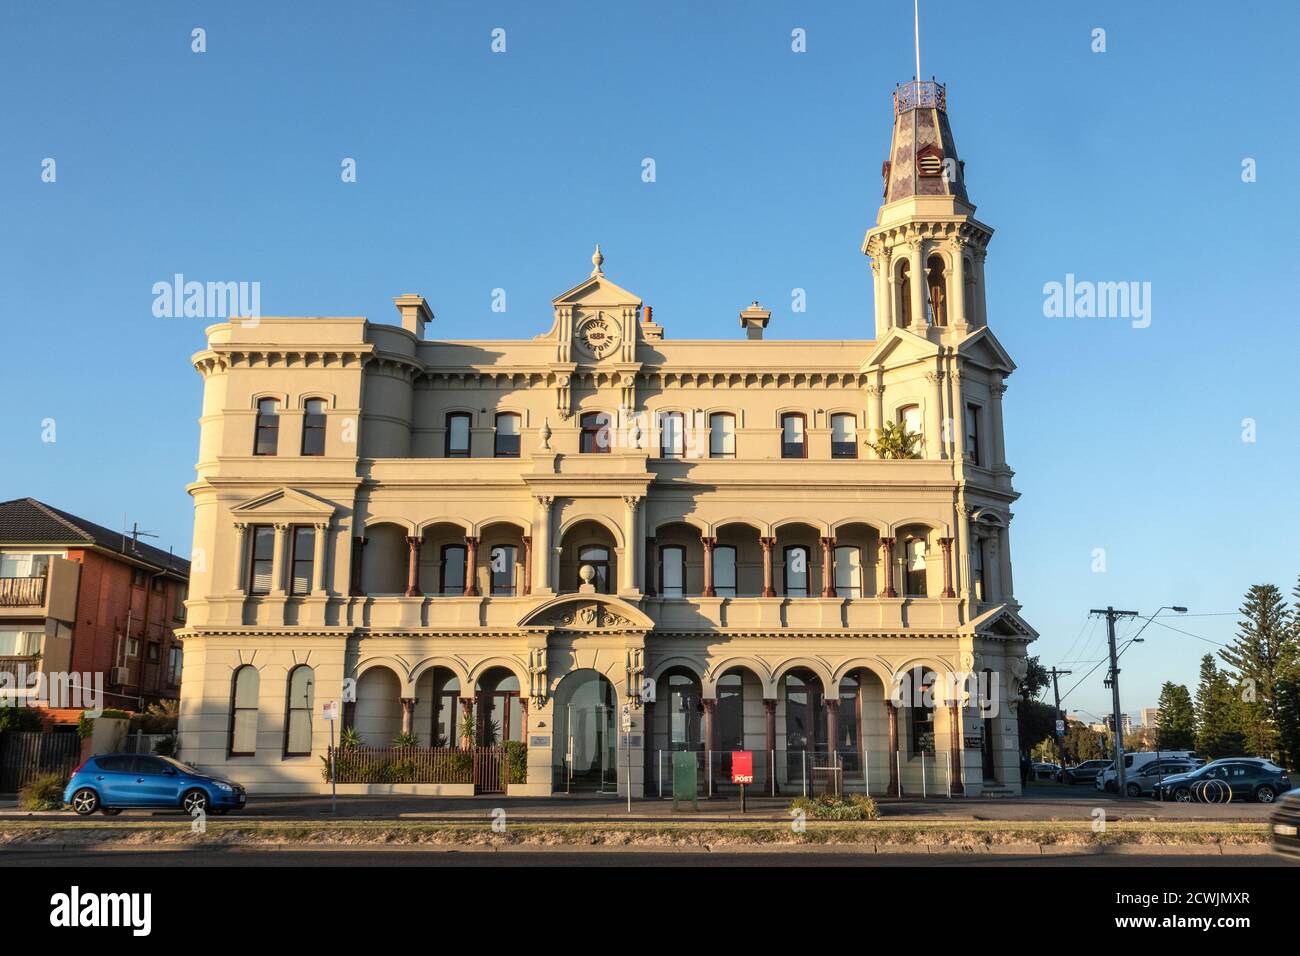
391;731;420;748
504;740;528;784
0;707;44;732
339;725;363;748
152;734;177;757
788;792;880;821
19;772;67;811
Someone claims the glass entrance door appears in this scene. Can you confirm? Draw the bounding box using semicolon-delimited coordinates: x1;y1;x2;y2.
552;669;618;793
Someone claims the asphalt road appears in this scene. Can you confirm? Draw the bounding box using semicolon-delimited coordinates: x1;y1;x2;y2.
3;846;1296;867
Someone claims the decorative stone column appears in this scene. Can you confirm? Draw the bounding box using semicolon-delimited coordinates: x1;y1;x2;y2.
949;702;965;794
824;698;839;772
404;535;422;597
949;236;968;331
989;378;1008;470
973;247;988;327
865;385;884;457
701;535;716;597
925;371;945;459
400;697;416;735
533;496;553;593
620;496;639;593
521;535;532;596
231;522;248;593
820;536;836;597
879;537;898;598
270;523;289;596
519;697;529;741
763;698;778;795
349;535;366;596
759;536;776;597
311;522;329;595
908;238;926;333
464;536;479;596
459;697;475;749
938;537;955;598
887;704;901;796
878;248;894;327
702;698;716;755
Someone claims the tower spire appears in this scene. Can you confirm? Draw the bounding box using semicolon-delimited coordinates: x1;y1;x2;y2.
913;0;921;82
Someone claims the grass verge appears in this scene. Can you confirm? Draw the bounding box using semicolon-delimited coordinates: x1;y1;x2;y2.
0;819;1270;849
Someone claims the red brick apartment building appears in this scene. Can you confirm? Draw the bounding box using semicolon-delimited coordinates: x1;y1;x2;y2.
0;498;190;720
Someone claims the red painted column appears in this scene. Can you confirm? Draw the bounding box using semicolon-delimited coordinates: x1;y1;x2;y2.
404;536;422;597
759;536;776;597
879;537;898;598
939;536;955;597
464;536;480;597
820;536;836;597
764;698;779;794
949;702;965;794
701;536;716;597
521;535;533;596
888;704;901;795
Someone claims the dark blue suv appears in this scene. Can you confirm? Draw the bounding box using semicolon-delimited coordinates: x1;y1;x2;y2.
63;754;246;816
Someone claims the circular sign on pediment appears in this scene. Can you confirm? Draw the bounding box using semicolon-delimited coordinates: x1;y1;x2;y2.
575;313;621;360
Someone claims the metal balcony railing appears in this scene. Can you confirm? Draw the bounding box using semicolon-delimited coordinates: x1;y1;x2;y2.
0;576;45;607
893;79;946;116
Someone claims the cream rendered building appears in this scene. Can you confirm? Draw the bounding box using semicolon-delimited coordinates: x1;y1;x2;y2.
179;80;1036;797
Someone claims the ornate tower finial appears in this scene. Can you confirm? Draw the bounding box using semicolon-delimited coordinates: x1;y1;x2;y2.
590;243;604;277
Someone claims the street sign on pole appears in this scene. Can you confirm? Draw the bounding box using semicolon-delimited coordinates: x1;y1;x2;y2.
322;700;338;814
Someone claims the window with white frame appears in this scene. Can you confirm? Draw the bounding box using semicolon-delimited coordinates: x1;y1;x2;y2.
830;413;858;459
709;413;736;458
713;545;737;596
905;537;928;596
0;630;38;656
659;545;685;597
659;412;685;458
898;404;922;439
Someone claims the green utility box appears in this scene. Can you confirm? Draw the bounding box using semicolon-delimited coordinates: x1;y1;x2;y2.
671;751;699;811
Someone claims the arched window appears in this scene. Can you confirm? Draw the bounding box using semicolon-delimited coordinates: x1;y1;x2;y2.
432;671;461;747
926;255;947;326
494;412;521;457
713;545;737;596
659;411;685;458
910;668;936;755
445;412;472;458
659;545;685;597
783;545;809;597
580;412;611;454
440;544;466;595
301;398;327;456
897;260;912;327
709;413;736;458
578;545;611;593
490;545;516;595
716;672;745;751
898;404;922;441
254;399;279;456
830;413;858;459
905;536;928;596
780;413;807;459
228;665;260;756
834;545;862;597
284;665;314;756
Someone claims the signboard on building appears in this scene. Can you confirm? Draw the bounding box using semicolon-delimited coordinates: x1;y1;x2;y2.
322;700;339;722
731;751;754;784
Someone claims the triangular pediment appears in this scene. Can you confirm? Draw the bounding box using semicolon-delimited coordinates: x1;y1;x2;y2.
552;273;642;308
955;327;1016;374
968;604;1038;641
862;326;940;371
230;487;337;521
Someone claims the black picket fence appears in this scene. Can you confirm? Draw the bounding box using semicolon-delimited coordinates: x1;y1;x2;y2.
0;730;81;792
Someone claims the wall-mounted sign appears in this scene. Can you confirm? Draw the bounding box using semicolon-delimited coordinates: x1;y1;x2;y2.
529;735;551;748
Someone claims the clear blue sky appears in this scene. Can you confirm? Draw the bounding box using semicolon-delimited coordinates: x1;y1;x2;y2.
3;2;1297;720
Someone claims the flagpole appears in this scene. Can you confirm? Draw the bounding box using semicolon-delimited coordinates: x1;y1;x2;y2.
914;0;922;83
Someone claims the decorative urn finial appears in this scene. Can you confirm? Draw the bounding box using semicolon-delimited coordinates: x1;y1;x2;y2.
590;243;604;276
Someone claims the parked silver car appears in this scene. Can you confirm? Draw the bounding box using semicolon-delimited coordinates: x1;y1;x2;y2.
1118;758;1198;797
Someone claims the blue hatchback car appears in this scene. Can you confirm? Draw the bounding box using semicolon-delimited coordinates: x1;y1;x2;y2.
63;754;246;816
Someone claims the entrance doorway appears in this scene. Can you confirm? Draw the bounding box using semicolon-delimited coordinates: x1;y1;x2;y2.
552;669;618;793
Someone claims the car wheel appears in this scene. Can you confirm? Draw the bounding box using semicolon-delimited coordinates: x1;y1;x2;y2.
1174;787;1192;803
1125;783;1142;798
1255;785;1277;804
100;807;123;816
70;788;99;815
181;789;209;814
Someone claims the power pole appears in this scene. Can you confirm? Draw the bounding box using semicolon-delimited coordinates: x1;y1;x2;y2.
1090;606;1138;796
1047;667;1072;780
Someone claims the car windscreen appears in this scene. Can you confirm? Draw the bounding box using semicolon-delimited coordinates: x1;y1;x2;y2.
158;756;200;775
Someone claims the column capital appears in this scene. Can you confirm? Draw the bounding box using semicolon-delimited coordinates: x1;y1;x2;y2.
534;494;554;510
758;535;776;551
700;535;716;551
233;522;249;535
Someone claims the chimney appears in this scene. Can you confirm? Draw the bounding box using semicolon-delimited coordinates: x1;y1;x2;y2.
739;301;771;340
393;294;433;338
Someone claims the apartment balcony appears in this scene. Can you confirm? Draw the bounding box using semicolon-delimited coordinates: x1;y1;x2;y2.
0;557;80;623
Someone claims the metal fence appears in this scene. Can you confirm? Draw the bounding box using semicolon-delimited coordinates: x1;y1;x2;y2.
120;733;175;755
655;748;957;799
0;730;81;792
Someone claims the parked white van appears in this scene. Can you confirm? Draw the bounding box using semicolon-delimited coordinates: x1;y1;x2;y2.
1097;751;1201;793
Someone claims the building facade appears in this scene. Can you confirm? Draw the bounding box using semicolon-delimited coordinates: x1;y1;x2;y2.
0;498;190;719
179;79;1036;796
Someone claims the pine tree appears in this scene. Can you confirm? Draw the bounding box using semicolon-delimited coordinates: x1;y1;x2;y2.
1155;682;1195;750
1194;654;1243;759
1219;584;1289;759
1275;576;1300;767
